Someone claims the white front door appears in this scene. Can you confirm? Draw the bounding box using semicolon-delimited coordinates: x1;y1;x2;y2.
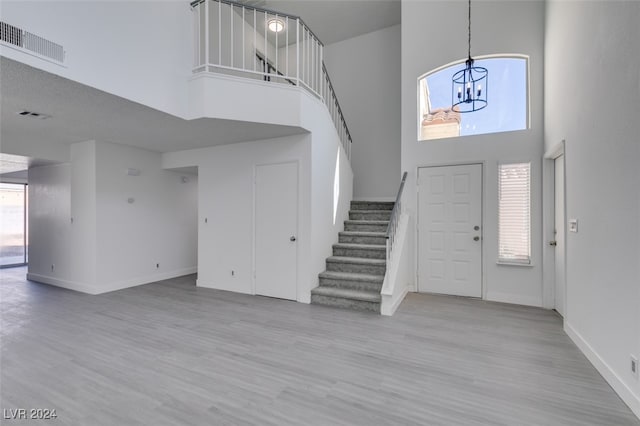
254;162;298;301
418;164;483;297
554;155;566;316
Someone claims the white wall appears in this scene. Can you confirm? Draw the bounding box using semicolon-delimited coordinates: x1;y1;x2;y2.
188;72;303;123
69;141;97;290
27;141;97;292
165;134;311;299
164;90;353;303
401;1;545;306
304;95;354;296
94;141;198;291
28;140;198;294
545;1;640;416
324;25;401;200
0;1;192;117
28;163;72;283
381;213;412;316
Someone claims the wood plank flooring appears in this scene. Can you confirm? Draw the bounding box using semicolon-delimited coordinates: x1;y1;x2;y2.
1;267;638;425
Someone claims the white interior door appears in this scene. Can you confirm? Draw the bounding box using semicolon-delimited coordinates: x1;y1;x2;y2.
418;164;482;297
255;162;298;301
554;155;566;316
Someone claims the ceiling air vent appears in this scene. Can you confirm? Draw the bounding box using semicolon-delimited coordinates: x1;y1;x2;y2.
0;21;65;63
17;110;51;120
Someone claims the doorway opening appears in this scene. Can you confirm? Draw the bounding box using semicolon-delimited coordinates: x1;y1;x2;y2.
1;183;28;268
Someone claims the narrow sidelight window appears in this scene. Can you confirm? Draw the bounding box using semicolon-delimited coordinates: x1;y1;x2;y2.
498;162;531;264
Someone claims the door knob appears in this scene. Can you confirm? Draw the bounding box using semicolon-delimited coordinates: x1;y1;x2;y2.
290;236;297;242
549;240;557;246
474;225;480;231
473;236;480;241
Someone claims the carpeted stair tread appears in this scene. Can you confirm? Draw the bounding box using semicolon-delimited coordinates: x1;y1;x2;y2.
327;256;386;265
332;243;386;250
349;209;392;213
350;201;395;211
338;231;388;245
348;210;392;217
318;270;384;283
311;286;381;303
313;199;395;313
344;220;389;225
339;231;386;237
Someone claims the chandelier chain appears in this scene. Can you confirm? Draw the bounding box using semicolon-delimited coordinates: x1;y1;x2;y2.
468;0;472;61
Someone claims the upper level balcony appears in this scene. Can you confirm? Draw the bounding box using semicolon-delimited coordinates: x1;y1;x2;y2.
189;0;352;159
0;0;352;161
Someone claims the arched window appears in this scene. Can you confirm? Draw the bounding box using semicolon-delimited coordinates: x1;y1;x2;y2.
418;55;529;141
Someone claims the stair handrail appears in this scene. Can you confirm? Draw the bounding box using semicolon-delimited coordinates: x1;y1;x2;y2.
386;172;408;263
191;0;353;161
322;63;353;159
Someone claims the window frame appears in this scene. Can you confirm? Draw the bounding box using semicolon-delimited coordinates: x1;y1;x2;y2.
497;161;532;266
416;54;531;141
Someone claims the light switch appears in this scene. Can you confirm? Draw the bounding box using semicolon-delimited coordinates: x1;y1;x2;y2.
569;219;578;233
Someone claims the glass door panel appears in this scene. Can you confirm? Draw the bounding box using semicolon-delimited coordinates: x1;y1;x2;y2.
1;183;27;267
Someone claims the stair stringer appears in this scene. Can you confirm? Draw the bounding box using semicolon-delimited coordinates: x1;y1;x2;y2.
380;213;412;316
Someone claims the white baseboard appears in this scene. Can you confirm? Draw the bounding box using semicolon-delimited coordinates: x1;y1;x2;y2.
99;267;197;294
27;267;197;295
565;322;640;419
196;279;253;295
297;291;311;304
26;273;98;294
381;286;409;316
485;291;542;308
196;280;311;304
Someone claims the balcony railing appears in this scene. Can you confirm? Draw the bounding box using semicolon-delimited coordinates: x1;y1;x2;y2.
190;0;352;160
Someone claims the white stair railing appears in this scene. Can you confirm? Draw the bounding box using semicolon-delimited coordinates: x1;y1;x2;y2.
386;172;408;263
190;0;352;161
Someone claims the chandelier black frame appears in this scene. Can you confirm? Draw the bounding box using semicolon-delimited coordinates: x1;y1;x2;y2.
452;0;488;113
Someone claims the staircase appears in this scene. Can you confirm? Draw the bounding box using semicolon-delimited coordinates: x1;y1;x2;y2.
311;201;394;313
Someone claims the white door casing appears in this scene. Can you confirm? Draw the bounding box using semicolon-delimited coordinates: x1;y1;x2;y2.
254;161;298;301
418;164;483;297
554;155;566;317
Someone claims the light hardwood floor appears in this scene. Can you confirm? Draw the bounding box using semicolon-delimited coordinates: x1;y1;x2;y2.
1;267;638;426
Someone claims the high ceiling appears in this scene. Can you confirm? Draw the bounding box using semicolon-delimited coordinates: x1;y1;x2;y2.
254;0;400;45
0;1;401;174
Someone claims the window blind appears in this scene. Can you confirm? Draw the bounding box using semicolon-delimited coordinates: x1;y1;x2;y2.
498;162;531;264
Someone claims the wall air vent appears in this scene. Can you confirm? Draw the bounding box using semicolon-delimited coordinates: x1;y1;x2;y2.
17;110;51;120
0;21;65;64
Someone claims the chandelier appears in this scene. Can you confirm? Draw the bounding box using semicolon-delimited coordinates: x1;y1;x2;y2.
452;0;488;113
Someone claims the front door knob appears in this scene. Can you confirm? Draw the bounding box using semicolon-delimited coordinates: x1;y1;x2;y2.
549;240;557;246
290;236;297;242
473;236;480;241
